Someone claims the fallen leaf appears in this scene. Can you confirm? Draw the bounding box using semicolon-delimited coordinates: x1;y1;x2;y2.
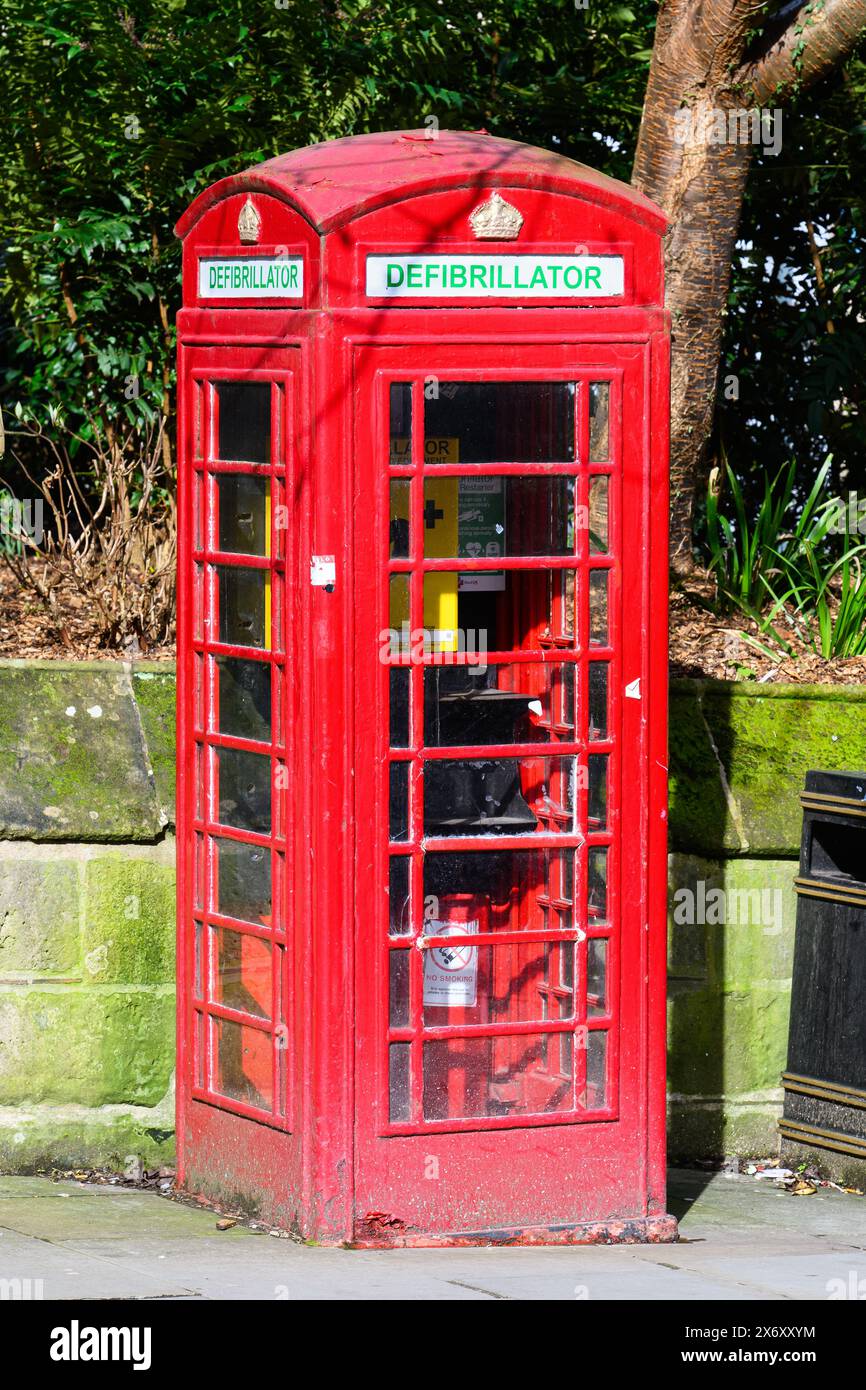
791;1181;817;1196
216;1217;237;1231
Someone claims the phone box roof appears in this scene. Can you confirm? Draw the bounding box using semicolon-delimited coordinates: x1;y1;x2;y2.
175;129;666;238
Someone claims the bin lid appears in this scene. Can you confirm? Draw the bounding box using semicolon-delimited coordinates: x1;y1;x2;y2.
804;769;866;803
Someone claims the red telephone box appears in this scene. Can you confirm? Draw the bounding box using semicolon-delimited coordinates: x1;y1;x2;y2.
174;130;674;1245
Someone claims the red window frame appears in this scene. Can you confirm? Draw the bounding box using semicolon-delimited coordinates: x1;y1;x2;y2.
380;368;622;1135
183;356;296;1131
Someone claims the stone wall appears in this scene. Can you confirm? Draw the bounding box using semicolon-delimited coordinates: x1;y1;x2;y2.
0;661;176;1170
668;679;866;1157
1;660;864;1169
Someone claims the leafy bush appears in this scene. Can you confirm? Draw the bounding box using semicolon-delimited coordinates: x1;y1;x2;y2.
774;532;866;658
705;456;866;660
705;455;835;615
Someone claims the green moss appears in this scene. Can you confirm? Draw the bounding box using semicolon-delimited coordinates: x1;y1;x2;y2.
668;685;734;854
0;1098;175;1173
670;681;866;857
82;853;175;985
0;989;174;1106
131;663;176;826
0;661;163;841
0;852;82;974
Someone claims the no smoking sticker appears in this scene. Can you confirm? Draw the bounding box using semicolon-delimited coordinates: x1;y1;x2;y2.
423;921;479;1007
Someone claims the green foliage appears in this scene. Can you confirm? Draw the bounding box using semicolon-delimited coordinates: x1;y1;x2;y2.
706;458;866;659
705;455;835;614
718;56;866;512
0;0;656;443
775;532;866;658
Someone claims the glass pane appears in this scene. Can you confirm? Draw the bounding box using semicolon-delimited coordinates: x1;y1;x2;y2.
422;477;575;559
588;664;608;740
389;761;409;842
389;1042;411;1122
589;382;610;462
217;474;269;556
423;570;579;653
423;849;575;931
424;382;575;463
216;381;271;463
194;833;205;910
215;838;271;924
589;569;608;646
424;662;576;747
560;1030;574;1080
193;564;205;642
587;938;608;1017
193;382;203;460
389;574;410;642
588;754;608;830
193;472;204;549
423;939;574;1027
389;855;411;936
389;480;411;558
585;1029;608;1108
389;382;412;464
215;927;271;1018
557;570;575;641
215;1016;271;1110
217;566;268;649
588;847;608;923
216;657;271;742
424;756;577;837
423;1036;573;1119
588;476;609;553
216;747;271;833
390;667;410;747
560;663;576;732
194;920;203;997
389;949;410;1027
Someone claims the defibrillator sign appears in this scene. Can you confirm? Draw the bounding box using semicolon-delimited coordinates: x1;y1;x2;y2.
367;254;624;299
198;256;304;299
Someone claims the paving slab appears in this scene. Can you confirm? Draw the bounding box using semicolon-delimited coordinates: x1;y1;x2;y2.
0;1168;865;1300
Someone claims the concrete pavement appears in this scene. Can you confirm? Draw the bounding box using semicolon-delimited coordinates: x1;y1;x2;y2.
1;1167;865;1300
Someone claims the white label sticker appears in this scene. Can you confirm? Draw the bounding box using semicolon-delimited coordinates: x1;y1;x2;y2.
198;257;304;299
310;555;336;587
423;921;479;1007
366;254;624;300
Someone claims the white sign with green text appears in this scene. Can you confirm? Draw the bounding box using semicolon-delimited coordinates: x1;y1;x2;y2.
198;257;304;299
366;253;624;299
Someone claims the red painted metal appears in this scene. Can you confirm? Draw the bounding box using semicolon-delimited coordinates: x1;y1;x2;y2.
175;129;672;1244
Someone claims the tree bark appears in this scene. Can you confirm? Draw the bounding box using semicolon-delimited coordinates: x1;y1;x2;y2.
633;0;866;571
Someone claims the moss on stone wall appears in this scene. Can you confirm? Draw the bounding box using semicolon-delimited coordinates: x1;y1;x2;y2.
669;680;866;857
0;663;861;1168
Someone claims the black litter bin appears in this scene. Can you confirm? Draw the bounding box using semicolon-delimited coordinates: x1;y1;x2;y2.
780;770;866;1179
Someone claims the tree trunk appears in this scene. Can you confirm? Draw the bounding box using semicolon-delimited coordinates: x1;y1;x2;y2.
632;0;866;570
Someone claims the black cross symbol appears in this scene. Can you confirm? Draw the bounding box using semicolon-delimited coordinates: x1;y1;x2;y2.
424;499;445;529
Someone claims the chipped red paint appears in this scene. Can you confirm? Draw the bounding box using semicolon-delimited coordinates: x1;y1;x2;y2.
352;1214;679;1249
175;130;673;1246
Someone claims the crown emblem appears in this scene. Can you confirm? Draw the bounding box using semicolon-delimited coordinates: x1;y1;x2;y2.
469;192;523;241
237;196;261;245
